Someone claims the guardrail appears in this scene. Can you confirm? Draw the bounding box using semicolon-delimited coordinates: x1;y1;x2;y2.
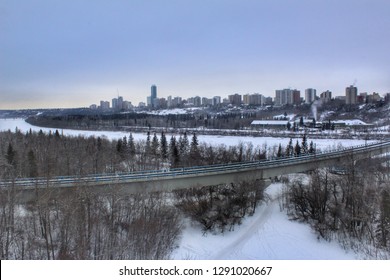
1;140;390;190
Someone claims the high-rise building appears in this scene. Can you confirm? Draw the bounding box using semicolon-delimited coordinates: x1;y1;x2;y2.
243;94;250;105
320;90;332;103
193;96;201;107
275;89;301;106
112;96;124;110
264;96;273;105
167;95;182;108
112;98;118;109
100;101;110;110
118;96;124;109
305;88;317;104
212;96;221;106
291;90;301;105
228;93;242;106
147;96;152;107
151;85;157;100
346;85;358;105
243;93;264;106
202;97;212;106
385;93;390;104
148;84;158;108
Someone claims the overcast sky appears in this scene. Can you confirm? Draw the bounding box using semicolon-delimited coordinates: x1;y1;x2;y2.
1;0;390;109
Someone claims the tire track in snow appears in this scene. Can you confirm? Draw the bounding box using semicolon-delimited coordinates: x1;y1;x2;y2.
213;195;277;259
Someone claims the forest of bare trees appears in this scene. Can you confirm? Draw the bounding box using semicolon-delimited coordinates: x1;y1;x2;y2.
175;180;266;234
281;155;390;258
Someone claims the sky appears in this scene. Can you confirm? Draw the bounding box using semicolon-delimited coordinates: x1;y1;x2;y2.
1;0;390;109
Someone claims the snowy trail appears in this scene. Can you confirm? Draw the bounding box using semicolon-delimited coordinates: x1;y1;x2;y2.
212;195;275;259
172;183;358;260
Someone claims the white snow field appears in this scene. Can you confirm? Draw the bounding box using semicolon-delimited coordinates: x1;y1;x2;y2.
0;118;374;150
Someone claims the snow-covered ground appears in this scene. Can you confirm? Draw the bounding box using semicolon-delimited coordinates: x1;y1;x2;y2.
172;183;358;260
0;118;374;259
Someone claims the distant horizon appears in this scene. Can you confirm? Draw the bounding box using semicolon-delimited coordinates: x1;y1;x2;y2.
1;1;390;110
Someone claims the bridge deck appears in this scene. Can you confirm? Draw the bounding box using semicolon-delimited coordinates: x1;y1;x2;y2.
1;141;390;202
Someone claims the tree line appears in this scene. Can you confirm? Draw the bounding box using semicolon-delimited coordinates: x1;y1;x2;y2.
0;128;278;180
26;111;257;131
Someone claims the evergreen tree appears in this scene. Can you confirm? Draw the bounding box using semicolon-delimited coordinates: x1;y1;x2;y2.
116;139;124;158
294;140;301;156
286;138;293;157
145;131;151;156
6;142;17;167
169;136;180;168
128;133;136;158
27;149;38;177
309;141;315;154
179;132;189;156
151;133;159;157
190;133;200;164
301;134;308;154
160;132;168;160
97;136;103;151
277;143;283;158
286;122;291;131
122;136;128;155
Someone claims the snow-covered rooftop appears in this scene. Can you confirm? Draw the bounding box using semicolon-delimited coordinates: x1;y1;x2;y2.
251;120;289;126
333;119;369;126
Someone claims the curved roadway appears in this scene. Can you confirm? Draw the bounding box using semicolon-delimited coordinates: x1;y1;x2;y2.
2;141;390;195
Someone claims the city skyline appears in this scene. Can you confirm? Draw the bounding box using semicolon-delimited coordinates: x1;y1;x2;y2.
89;84;388;111
1;1;390;109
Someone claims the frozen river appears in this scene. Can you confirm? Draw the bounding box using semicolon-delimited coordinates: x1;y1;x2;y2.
0;118;371;151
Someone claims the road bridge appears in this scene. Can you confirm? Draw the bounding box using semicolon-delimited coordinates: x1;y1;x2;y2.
2;141;390;203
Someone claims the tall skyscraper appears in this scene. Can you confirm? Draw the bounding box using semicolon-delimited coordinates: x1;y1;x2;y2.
150;84;157;108
346;85;357;105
